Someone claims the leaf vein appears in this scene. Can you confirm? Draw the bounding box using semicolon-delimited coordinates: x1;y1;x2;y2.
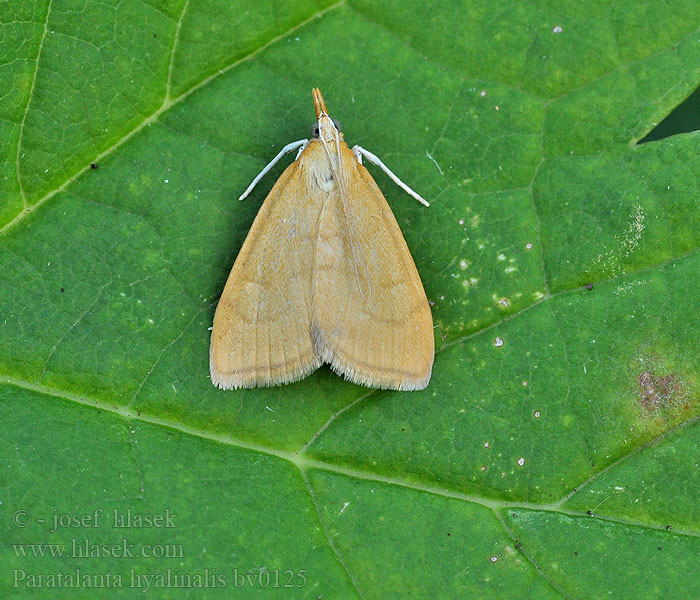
0;0;347;237
301;470;366;599
15;0;53;209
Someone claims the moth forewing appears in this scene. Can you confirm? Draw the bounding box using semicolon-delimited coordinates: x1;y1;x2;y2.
311;142;434;390
209;162;322;389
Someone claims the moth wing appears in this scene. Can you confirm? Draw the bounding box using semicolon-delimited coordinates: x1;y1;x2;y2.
210;159;322;389
312;145;434;390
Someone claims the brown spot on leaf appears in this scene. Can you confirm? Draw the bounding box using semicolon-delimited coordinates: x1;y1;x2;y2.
638;370;685;412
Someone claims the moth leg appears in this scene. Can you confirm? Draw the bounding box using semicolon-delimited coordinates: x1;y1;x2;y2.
294;142;307;160
239;139;309;200
351;145;429;207
351;145;363;164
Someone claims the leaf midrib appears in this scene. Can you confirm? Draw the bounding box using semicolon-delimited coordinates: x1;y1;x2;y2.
2;370;699;543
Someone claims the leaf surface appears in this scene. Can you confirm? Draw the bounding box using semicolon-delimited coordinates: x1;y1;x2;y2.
2;1;700;597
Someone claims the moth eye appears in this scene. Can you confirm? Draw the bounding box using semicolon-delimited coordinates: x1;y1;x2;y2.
332;118;342;132
310;123;320;138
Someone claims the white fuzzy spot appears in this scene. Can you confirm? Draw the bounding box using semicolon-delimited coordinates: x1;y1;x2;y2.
615;278;648;296
592;204;646;276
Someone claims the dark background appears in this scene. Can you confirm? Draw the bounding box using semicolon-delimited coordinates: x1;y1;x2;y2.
639;85;700;143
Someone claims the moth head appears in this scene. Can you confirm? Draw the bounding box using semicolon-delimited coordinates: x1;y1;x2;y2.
310;116;342;142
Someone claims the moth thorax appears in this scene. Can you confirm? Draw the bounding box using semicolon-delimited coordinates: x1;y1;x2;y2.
310;158;338;192
318;116;340;143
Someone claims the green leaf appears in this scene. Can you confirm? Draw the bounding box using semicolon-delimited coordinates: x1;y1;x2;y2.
1;0;699;597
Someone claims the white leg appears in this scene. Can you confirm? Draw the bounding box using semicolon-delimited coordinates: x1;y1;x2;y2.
294;143;307;160
239;139;308;200
351;145;363;164
351;145;429;207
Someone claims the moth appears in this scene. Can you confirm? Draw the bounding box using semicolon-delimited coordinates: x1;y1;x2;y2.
210;89;434;390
